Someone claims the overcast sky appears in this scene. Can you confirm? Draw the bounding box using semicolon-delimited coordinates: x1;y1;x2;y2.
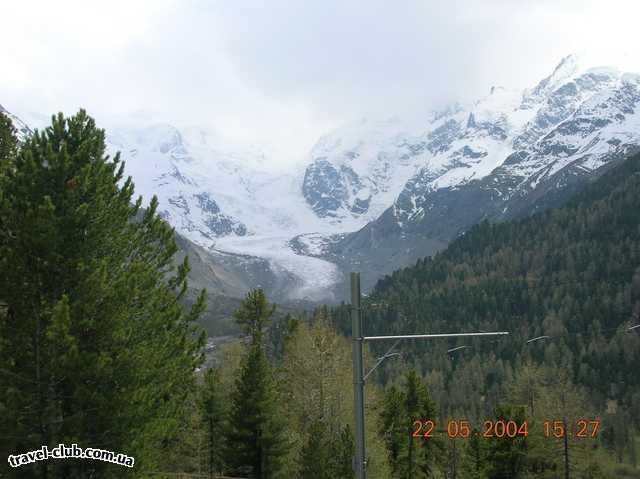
2;0;639;164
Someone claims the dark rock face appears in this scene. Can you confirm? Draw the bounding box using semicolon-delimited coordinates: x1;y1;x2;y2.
195;193;247;237
426;119;462;154
302;159;348;217
302;158;368;217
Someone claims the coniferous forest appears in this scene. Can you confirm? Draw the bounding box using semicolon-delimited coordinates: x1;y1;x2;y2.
2;110;640;478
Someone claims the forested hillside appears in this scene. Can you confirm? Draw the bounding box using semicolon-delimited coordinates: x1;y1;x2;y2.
331;153;640;472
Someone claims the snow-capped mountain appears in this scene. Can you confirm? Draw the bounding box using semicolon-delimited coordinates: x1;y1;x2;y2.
302;116;430;222
391;59;640;226
5;55;640;300
303;55;640;230
105;124;349;301
330;55;640;288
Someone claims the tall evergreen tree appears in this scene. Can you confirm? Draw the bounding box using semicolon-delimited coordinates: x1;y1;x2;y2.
380;369;441;478
0;111;205;478
233;288;276;344
330;424;356;478
298;420;354;479
485;405;528;479
225;289;288;478
299;420;333;479
201;368;227;477
0;111;17;162
460;429;489;479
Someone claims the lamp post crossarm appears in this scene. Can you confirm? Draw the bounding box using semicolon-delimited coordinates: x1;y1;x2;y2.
364;331;509;341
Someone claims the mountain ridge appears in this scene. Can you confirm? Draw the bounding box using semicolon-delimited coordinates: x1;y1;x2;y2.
5;55;640;300
325;56;640;290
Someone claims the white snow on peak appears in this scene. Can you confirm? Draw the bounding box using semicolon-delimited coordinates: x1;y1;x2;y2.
106;123;350;301
5;53;638;302
309;54;640;229
549;54;581;85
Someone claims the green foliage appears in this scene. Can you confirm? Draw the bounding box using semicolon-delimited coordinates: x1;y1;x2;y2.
330;155;640;464
201;368;227;476
299;420;354;478
379;369;441;478
485;405;528;479
233;288;276;345
268;312;300;361
278;311;390;477
225;343;288;478
0;110;205;477
460;429;490;479
0;111;17;162
332;424;356;478
225;290;288;478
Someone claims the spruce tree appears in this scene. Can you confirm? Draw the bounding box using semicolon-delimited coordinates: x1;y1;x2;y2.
299;420;333;479
379;369;441;478
0;111;205;478
201;368;227;476
460;429;489;479
225;289;287;478
0;111;17;162
330;425;355;478
485;405;528;479
298;420;354;478
233;288;276;344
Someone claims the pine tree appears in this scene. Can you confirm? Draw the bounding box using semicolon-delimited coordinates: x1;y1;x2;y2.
380;385;404;473
298;420;354;479
0;111;17;162
299;420;333;479
268;312;299;361
201;368;227;476
0;111;206;478
330;425;355;478
225;290;288;478
460;429;489;479
485;405;528;479
233;288;276;344
379;369;441;478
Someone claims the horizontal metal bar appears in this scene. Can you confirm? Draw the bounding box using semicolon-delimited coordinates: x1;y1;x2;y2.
363;331;509;341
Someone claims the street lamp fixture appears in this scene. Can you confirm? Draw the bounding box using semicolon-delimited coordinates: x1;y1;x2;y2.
526;335;551;344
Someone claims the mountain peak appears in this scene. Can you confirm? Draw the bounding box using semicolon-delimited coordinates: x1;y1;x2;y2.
551;53;580;80
531;54;580;97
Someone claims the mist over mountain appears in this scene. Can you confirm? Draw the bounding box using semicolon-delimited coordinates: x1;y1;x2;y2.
5;55;640;301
